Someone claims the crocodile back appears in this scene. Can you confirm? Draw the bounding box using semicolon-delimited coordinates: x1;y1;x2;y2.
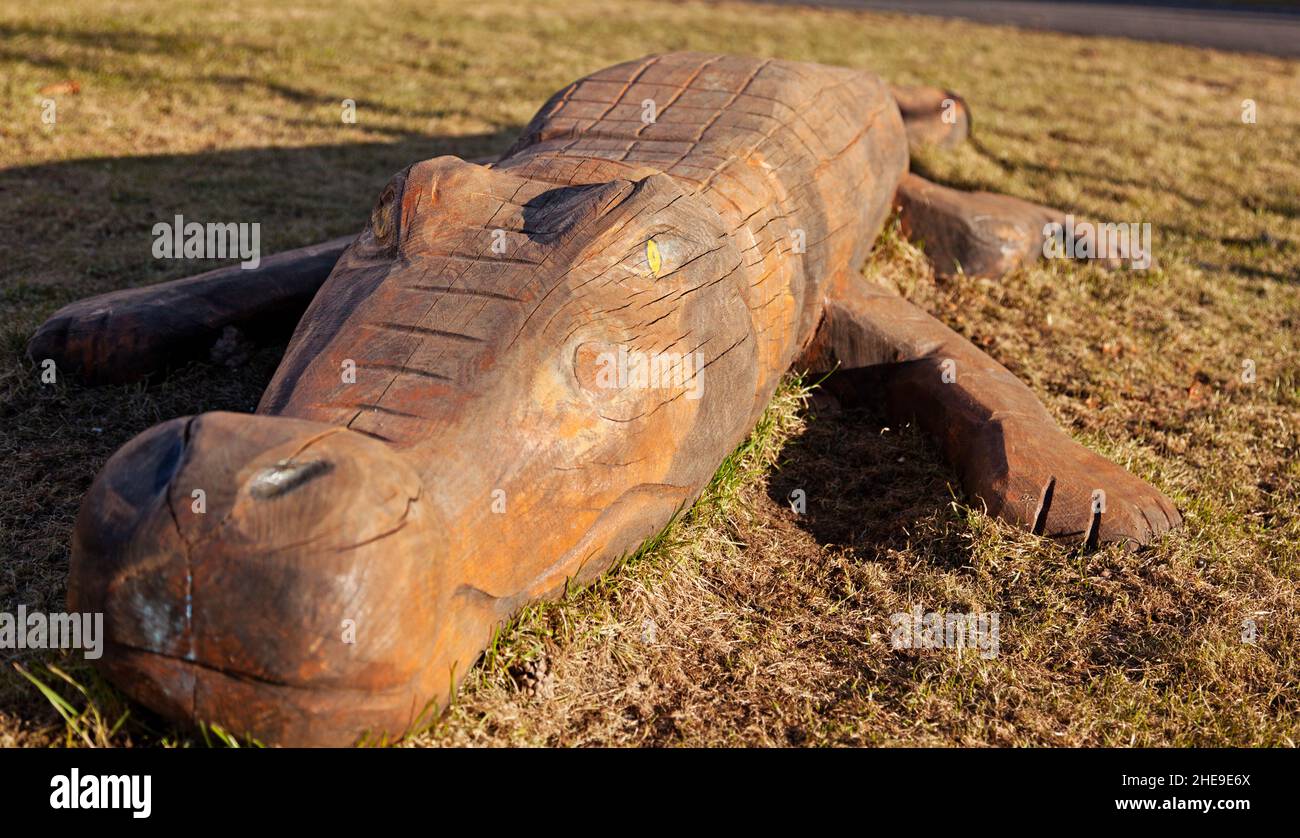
500;52;909;406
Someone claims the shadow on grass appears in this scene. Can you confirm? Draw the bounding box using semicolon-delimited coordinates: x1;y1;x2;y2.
0;127;523;313
765;384;969;568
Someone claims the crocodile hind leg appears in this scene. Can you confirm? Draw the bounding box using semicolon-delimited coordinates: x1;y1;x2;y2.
894;173;1087;279
799;272;1180;548
27;234;355;385
889;84;1057;278
890;84;971;151
889;85;1130;279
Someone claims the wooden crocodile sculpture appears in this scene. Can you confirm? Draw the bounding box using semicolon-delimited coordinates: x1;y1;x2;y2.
32;53;1180;746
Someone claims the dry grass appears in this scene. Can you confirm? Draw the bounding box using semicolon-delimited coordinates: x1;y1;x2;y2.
0;0;1297;747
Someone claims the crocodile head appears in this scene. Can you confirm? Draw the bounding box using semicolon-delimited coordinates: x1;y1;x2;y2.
69;156;764;745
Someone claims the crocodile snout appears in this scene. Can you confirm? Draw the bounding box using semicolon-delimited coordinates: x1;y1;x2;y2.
68;411;452;745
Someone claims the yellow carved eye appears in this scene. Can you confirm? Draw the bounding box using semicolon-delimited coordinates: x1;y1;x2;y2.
646;239;662;278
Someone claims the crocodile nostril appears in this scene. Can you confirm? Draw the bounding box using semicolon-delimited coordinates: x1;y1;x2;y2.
248;459;334;499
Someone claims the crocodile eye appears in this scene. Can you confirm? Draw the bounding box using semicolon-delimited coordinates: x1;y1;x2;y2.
618;233;708;283
370;180;402;249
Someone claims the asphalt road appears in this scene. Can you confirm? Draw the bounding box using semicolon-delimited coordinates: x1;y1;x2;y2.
751;1;1300;56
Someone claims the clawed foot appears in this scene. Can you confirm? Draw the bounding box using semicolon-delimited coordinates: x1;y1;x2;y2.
967;416;1181;549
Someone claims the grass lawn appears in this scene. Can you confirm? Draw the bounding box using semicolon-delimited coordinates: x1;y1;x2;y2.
0;0;1297;747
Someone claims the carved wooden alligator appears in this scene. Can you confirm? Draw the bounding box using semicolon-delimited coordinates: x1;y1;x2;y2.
32;53;1180;746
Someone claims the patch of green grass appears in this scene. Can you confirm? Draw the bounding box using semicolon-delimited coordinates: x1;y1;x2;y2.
15;662;129;747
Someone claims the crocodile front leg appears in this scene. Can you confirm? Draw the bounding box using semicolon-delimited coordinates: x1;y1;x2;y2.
800;273;1180;548
27;234;356;385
